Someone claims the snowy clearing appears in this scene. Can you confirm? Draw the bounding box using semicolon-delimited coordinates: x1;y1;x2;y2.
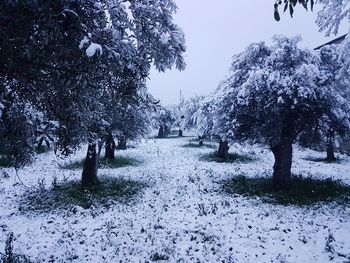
0;137;349;262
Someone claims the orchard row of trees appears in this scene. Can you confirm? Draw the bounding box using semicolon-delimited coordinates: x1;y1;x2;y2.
153;95;204;138
168;0;350;190
0;0;186;186
182;35;350;189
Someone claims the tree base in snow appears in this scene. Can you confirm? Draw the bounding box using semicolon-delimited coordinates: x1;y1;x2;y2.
217;140;229;160
326;144;336;162
158;126;164;138
82;143;99;187
117;139;127;150
222;175;350;205
105;132;116;160
271;141;292;190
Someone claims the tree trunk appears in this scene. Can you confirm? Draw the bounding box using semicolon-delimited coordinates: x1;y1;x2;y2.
158;125;164;138
105;132;115;160
117;137;127;150
179;129;183;137
217;140;229;160
326;143;336;161
164;125;169;137
199;140;204;146
82;143;98;187
271;141;293;189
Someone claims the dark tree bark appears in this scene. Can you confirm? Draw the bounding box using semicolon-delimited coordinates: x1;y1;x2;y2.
164;125;169;137
117;137;127;150
199;140;204;146
179;129;183;137
82;143;98;187
217;140;229;160
326;143;336;161
105;132;115;160
271;140;293;189
158;125;164;138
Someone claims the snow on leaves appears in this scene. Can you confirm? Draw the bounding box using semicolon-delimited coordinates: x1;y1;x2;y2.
316;0;350;37
196;35;350;146
79;35;103;57
86;43;103;57
0;0;187;160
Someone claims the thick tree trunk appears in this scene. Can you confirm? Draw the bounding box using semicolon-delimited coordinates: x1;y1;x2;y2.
105;132;115;160
117;137;127;150
158;125;164;138
179;129;183;137
326;143;336;161
82;143;98;187
271;141;293;189
164;125;169;137
326;130;336;161
199;140;204;146
217;140;229;160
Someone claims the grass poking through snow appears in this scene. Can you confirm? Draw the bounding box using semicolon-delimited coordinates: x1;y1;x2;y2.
35;145;51;154
200;151;255;163
61;156;142;170
154;135;189;139
182;142;216;149
21;176;147;211
222;175;350;205
304;156;341;164
60;159;85;170
99;157;142;168
0;156;13;168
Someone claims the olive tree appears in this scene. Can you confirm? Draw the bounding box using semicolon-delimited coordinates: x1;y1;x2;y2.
0;0;186;186
211;36;350;189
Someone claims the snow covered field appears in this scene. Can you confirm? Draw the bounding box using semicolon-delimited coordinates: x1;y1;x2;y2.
0;137;349;262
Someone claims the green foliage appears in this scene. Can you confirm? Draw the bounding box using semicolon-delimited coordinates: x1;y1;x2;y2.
0;155;14;168
274;0;315;21
0;0;186;161
21;176;147;211
201;151;255;163
34;145;50;155
222;175;350;205
61;156;141;170
210;36;348;150
0;86;36;167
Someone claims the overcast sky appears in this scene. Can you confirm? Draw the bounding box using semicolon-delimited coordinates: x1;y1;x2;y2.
147;0;348;105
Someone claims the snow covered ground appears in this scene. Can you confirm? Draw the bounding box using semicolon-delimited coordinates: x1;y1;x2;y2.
0;137;349;262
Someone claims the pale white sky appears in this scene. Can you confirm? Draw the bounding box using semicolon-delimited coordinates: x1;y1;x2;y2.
147;0;348;105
